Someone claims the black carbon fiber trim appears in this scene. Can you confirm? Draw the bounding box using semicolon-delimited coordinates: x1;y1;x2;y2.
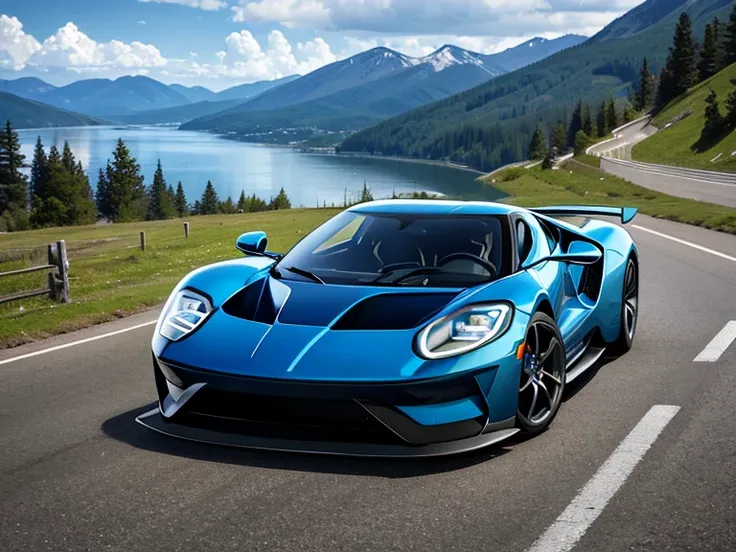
136;408;518;458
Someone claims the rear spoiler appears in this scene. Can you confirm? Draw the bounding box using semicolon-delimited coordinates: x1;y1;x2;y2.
528;205;638;224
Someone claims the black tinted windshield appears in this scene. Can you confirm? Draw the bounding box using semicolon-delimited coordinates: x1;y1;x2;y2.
274;211;511;288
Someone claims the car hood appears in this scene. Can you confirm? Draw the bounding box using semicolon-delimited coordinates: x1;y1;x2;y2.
157;275;485;381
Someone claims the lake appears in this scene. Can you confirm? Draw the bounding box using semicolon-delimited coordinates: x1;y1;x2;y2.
17;126;503;207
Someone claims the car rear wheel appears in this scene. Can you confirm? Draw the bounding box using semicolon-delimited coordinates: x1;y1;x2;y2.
516;312;566;435
610;255;638;355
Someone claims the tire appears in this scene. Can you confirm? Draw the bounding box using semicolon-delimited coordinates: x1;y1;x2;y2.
610;255;638;355
516;311;566;436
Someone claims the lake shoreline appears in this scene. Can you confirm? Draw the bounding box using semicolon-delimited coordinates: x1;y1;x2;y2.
17;125;501;205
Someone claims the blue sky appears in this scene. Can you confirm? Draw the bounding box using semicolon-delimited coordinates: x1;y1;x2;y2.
0;0;643;91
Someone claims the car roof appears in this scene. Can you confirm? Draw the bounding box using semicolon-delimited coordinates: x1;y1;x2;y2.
347;199;519;217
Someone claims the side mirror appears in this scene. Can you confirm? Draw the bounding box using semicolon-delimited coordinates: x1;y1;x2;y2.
236;231;268;255
524;240;602;269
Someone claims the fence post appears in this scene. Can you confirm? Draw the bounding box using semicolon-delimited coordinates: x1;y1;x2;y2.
56;240;70;304
140;231;146;251
47;243;57;301
184;222;190;238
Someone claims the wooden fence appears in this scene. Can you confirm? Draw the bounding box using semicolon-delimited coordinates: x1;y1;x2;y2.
0;240;71;305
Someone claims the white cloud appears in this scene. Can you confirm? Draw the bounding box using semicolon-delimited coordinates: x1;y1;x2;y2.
215;29;335;80
0;14;41;70
232;0;634;36
28;22;166;71
138;20;147;25
139;0;228;10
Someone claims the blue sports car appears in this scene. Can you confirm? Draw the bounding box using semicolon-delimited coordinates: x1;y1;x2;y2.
137;200;639;456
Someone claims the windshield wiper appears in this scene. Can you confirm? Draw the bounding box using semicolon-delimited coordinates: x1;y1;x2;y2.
281;265;325;284
370;266;444;285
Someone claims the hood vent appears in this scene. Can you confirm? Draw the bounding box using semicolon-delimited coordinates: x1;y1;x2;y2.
221;276;290;325
331;293;458;331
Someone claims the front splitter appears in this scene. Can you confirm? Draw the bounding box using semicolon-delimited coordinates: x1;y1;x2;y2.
135;408;519;458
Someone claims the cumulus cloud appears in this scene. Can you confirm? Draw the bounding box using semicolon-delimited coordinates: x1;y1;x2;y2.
139;0;228;10
27;22;166;72
216;29;336;80
0;14;41;70
232;0;635;36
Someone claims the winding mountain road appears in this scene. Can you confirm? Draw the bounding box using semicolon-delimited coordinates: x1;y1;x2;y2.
2;215;736;552
587;117;736;208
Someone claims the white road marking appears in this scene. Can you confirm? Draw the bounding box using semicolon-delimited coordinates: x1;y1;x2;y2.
631;225;736;263
0;320;158;366
694;321;736;362
525;404;680;552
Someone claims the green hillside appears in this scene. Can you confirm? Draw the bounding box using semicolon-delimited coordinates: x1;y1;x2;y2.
340;0;734;172
489;161;736;233
0;92;106;129
632;63;736;172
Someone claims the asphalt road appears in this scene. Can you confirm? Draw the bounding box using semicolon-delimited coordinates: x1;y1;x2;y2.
588;117;736;208
587;117;658;161
2;214;736;552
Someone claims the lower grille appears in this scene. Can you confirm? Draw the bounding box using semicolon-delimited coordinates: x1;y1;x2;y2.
181;389;403;445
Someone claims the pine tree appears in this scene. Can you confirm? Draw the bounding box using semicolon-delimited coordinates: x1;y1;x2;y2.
0;120;29;230
725;5;736;66
199;180;219;214
219;196;237;214
657;61;676;108
237;190;248;212
174;181;188;216
634;58;653;112
606;97;618;134
37;143;96;227
581;102;593;136
359;181;374;203
146;159;174;220
103;138;146;222
192;199;202;215
661;13;698;104
528;126;547;160
713;16;725;71
702;89;725;139
726;87;736;129
573;130;590;156
596;101;607;137
698;23;718;82
567;102;583;146
551;123;567;151
541;148;555;170
30;136;47;219
622;105;635;124
269;187;291;210
96;168;111;220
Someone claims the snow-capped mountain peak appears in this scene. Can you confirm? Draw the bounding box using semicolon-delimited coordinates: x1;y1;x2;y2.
418;45;485;73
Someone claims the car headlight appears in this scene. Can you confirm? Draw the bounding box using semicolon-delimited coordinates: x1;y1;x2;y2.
416;303;512;359
159;289;212;342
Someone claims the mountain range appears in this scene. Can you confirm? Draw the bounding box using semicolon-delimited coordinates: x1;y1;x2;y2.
180;35;586;135
0;91;107;129
340;0;736;171
0;35;584;132
0;74;299;119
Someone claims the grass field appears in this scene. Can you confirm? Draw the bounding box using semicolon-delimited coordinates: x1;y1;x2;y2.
487;161;736;232
0;209;338;348
632;63;736;172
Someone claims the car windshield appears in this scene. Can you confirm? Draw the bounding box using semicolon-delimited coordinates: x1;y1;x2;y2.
273;211;510;288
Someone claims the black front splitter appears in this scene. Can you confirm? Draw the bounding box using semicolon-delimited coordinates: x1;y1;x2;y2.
135;408;519;458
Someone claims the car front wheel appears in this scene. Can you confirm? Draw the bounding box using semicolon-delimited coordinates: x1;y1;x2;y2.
516;311;566;435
